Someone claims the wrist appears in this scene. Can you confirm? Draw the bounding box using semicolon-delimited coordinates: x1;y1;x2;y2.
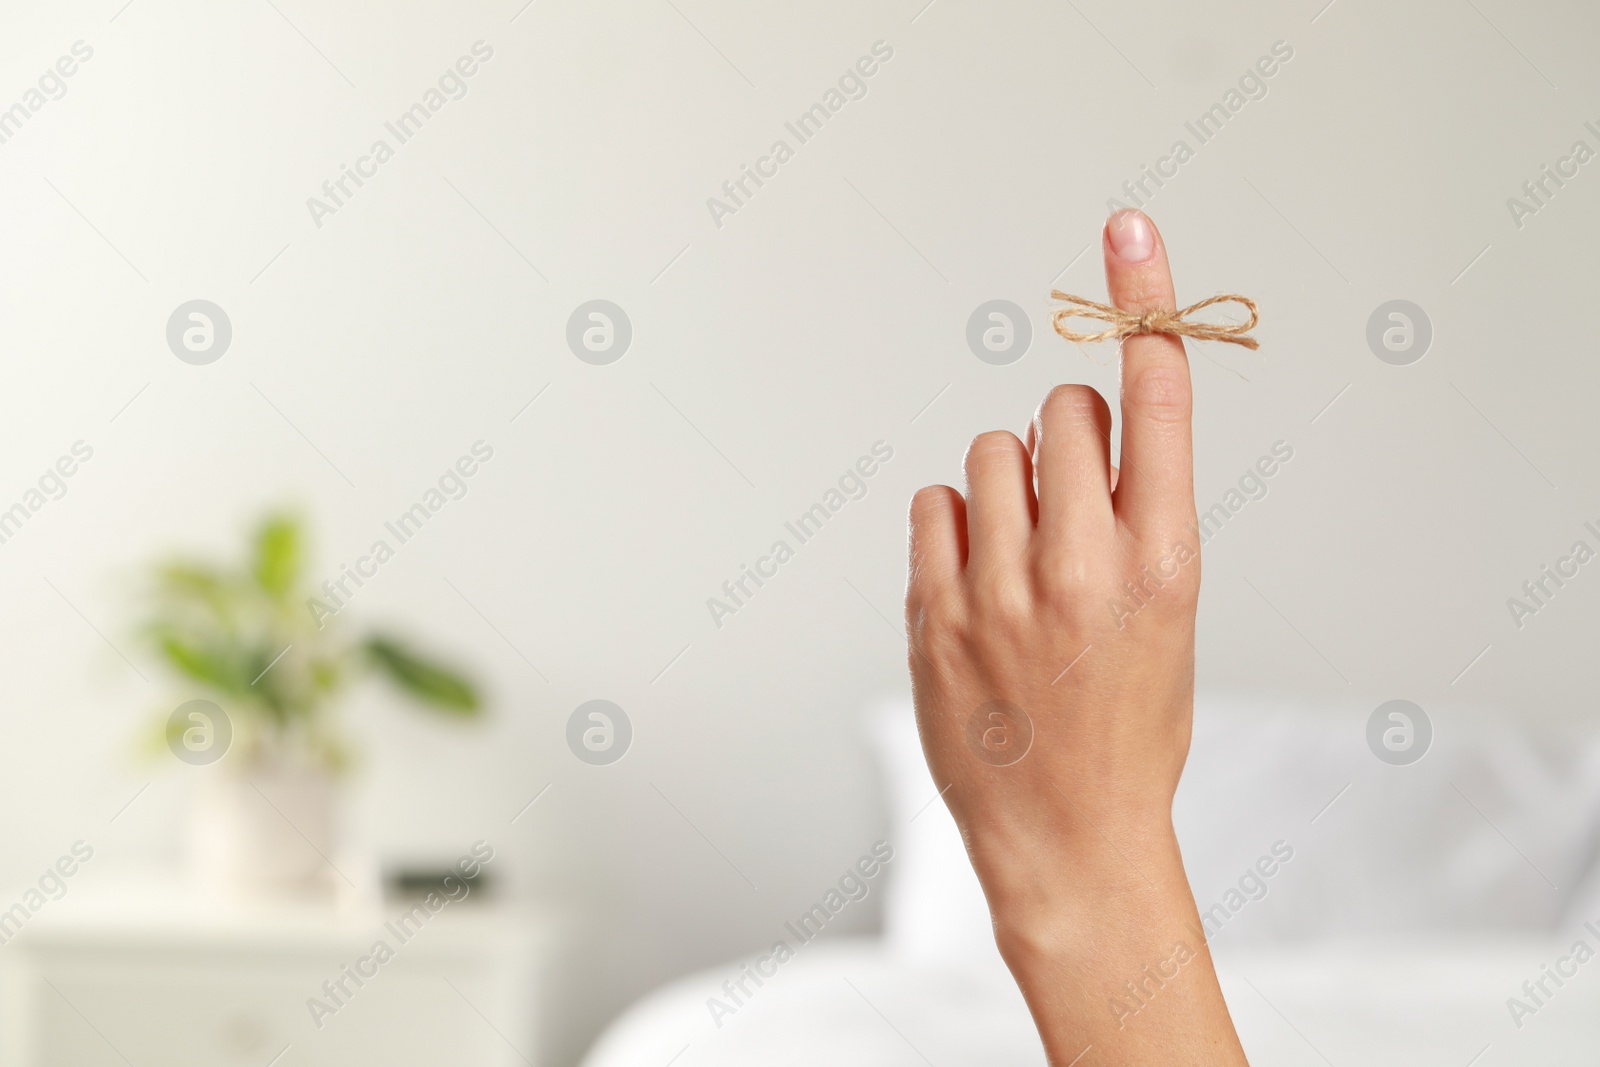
965;799;1184;911
968;811;1196;973
980;835;1236;1064
991;854;1197;968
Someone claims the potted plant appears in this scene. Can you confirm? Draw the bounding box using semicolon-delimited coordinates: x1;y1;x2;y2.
137;512;481;901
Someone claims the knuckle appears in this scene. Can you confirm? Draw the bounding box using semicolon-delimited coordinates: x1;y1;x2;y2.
1032;551;1098;606
906;584;967;657
905;581;952;630
906;558;958;614
1120;283;1167;311
1124;536;1203;613
1124;363;1192;423
970;568;1033;630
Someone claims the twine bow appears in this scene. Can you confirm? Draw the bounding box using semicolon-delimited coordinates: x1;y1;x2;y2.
1050;291;1260;351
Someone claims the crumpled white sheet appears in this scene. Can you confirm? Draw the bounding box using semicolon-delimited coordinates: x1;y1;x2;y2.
581;936;1600;1067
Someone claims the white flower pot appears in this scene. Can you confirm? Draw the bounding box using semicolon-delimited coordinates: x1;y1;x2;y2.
188;761;341;902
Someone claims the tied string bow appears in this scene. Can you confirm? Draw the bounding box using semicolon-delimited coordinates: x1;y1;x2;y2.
1050;291;1260;351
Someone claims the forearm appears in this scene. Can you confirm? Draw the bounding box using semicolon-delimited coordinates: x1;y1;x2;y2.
980;823;1249;1066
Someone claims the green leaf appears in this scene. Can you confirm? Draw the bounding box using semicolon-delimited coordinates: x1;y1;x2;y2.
253;514;302;599
154;631;250;697
308;657;343;694
364;636;481;715
151;563;239;622
154;562;232;598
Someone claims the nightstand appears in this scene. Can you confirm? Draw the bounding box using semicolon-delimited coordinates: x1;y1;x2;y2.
0;877;561;1067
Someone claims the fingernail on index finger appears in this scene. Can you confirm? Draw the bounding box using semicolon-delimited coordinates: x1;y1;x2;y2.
1107;210;1156;264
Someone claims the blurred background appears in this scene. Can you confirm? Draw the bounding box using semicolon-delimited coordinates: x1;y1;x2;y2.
1;0;1599;1064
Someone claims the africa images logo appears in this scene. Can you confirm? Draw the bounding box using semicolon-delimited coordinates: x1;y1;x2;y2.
966;700;1033;767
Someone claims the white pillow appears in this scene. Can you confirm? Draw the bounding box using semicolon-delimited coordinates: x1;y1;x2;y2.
867;698;1002;966
867;693;1600;961
1178;697;1600;941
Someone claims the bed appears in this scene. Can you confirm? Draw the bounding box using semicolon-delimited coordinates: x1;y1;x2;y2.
584;696;1600;1065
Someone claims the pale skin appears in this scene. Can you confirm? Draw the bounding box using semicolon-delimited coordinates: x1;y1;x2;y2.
905;210;1250;1065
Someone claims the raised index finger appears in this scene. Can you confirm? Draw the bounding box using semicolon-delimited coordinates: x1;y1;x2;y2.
1101;209;1195;540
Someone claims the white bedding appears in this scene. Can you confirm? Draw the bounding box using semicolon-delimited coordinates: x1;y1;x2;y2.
583;941;1039;1067
585;697;1600;1064
582;936;1600;1066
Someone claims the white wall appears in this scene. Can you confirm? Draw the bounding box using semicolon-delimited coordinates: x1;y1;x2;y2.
1;0;1597;1061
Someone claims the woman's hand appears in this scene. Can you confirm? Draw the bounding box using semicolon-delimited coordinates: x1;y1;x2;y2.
904;209;1248;1065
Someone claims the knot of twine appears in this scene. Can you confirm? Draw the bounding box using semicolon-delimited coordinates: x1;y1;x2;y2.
1049;291;1260;351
